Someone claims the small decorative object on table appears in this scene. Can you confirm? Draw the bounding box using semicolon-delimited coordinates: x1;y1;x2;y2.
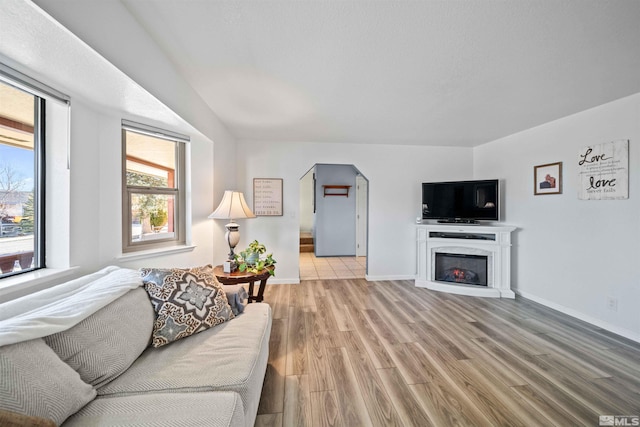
222;260;235;273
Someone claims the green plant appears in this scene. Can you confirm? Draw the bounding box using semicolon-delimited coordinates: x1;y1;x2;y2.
150;209;168;228
20;192;34;234
247;240;266;254
235;240;276;275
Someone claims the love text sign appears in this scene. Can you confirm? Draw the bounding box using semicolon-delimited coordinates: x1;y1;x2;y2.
578;140;628;200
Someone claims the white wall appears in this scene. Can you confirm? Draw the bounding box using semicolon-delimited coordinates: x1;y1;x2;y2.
474;93;640;341
237;140;473;283
63;101;219;274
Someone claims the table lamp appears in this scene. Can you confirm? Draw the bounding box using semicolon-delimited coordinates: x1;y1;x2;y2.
208;191;256;263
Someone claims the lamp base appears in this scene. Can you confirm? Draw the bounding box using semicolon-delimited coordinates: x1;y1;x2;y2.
225;222;240;261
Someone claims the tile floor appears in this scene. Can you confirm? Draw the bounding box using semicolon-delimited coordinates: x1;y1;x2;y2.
299;252;366;280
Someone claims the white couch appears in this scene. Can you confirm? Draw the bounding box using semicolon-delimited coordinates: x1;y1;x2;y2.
0;266;272;427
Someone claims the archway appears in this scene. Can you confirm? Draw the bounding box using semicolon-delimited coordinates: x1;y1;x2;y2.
298;163;368;280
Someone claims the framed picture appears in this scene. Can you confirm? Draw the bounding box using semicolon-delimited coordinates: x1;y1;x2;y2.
253;178;283;216
577;140;628;200
534;162;562;195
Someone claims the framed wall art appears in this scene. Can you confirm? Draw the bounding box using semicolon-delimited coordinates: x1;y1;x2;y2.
253;178;283;216
534;162;562;195
577;140;628;200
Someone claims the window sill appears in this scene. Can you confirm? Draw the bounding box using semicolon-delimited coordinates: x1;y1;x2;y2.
0;267;79;303
116;244;196;262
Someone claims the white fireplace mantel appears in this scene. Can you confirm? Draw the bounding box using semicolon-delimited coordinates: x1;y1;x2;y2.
415;223;516;298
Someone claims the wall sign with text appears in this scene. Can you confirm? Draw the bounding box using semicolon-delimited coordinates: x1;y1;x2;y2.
253;178;283;216
578;140;628;200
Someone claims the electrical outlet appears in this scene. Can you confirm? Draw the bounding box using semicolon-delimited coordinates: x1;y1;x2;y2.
607;297;618;312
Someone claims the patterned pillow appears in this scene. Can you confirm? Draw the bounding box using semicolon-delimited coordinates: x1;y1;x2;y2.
140;265;235;348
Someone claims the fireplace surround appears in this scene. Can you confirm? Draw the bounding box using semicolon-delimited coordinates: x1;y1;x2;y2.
415;224;516;298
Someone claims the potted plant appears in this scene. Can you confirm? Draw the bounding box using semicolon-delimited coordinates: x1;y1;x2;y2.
244;240;266;265
149;209;168;232
235;240;276;275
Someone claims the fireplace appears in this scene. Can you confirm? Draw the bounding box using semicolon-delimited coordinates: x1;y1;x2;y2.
435;253;487;286
415;224;516;298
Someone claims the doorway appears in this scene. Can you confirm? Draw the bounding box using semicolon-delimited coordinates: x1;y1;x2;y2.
298;164;368;280
356;175;368;257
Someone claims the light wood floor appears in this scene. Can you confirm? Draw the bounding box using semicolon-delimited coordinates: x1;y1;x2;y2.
254;279;640;427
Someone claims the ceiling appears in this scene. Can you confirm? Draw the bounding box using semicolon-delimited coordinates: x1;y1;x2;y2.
1;0;197;140
0;82;34;149
33;1;640;147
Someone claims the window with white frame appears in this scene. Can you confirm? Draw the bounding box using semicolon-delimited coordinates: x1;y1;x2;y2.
122;121;187;252
0;76;45;278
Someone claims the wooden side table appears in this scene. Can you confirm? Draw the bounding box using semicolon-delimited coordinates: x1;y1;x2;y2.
213;265;274;303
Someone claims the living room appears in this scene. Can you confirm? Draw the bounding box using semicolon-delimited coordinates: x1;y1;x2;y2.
7;0;633;341
1;1;639;425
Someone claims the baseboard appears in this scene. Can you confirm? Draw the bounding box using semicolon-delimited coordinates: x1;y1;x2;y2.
364;274;416;282
266;278;300;285
515;289;640;344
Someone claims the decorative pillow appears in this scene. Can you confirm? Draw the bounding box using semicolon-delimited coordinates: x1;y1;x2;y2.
224;284;249;315
44;287;155;388
140;265;235;347
0;338;96;425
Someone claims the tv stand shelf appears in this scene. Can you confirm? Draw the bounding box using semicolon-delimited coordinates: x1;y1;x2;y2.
429;231;496;241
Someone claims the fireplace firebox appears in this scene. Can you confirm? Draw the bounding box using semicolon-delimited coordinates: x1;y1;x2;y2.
435;253;487;286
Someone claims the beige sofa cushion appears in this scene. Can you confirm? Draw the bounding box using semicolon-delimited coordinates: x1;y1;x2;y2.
0;339;95;425
44;287;155;388
97;303;272;427
63;391;244;427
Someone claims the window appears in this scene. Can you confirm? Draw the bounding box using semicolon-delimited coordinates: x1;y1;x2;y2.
0;78;44;278
122;121;187;252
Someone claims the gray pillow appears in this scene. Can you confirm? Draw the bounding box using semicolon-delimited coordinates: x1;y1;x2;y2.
224;284;248;315
44;287;155;388
140;264;235;347
0;338;96;425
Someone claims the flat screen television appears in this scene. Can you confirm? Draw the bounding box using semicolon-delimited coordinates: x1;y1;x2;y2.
422;179;499;223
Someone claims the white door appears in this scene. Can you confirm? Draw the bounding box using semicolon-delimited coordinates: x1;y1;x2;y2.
355;175;368;256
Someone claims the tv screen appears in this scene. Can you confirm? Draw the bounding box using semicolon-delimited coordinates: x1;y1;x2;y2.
422;179;499;222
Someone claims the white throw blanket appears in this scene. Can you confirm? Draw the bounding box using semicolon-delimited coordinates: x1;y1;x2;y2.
0;266;143;346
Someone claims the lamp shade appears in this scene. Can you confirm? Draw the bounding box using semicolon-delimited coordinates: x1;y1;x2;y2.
208;191;256;220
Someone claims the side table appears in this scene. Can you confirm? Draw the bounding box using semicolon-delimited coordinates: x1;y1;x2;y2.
213;265;274;303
